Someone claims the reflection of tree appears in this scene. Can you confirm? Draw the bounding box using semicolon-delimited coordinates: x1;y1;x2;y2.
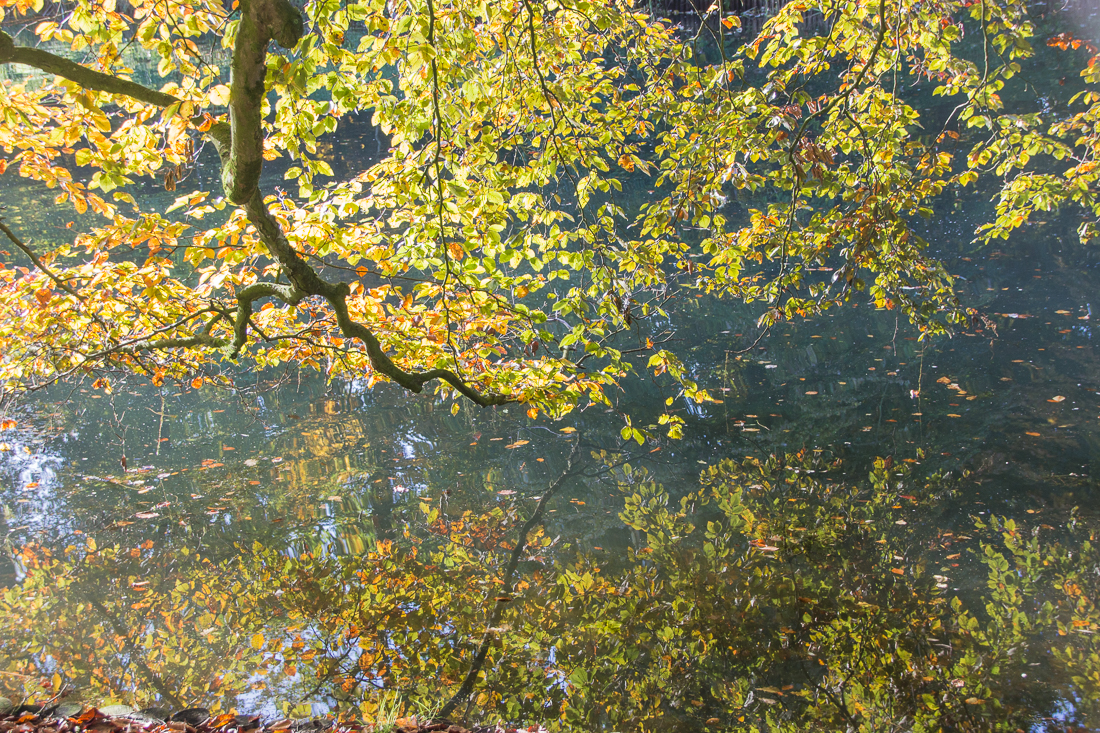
1;453;1096;731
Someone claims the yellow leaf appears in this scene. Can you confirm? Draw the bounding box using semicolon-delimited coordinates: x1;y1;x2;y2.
722;16;740;29
251;633;264;650
208;84;231;107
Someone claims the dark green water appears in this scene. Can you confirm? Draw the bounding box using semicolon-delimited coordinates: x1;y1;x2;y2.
2;5;1100;729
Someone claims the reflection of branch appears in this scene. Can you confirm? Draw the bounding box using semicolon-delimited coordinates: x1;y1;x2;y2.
84;595;186;709
438;441;580;719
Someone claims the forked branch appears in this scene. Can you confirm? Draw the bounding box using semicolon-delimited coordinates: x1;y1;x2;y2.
0;2;515;406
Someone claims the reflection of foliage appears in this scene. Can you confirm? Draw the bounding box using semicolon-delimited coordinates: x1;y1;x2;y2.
1;454;1097;731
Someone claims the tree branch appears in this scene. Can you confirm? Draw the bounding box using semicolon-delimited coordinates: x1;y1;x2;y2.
0;0;514;408
243;192;514;406
229;281;304;357
0;31;179;107
0;217;83;300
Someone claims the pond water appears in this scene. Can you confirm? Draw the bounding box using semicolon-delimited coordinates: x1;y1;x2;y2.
2;5;1100;731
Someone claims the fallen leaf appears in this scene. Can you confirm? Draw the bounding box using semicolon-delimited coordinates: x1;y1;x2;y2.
1049;395;1066;402
891;568;905;575
1026;431;1041;437
134;512;160;519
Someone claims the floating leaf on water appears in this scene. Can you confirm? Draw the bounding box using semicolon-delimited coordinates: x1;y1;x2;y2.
56;703;82;718
805;391;818;395
497;490;516;495
1026;432;1041;437
0;419;16;430
100;706;135;716
947;414;962;418
1055;309;1072;315
244;459;259;467
559;427;577;433
890;568;905;575
134;512;160;519
1048;395;1066;402
138;708;170;723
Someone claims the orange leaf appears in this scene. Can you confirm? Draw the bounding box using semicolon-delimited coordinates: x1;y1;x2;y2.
191;377;204;389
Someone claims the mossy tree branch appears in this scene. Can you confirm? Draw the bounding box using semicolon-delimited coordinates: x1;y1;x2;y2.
0;6;515;407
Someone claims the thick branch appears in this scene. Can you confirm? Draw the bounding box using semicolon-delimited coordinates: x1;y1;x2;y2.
243;192;514;406
0;31;179;107
120;333;228;353
229;281;304;357
0;30;230;156
1;4;512;408
224;0;304;203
